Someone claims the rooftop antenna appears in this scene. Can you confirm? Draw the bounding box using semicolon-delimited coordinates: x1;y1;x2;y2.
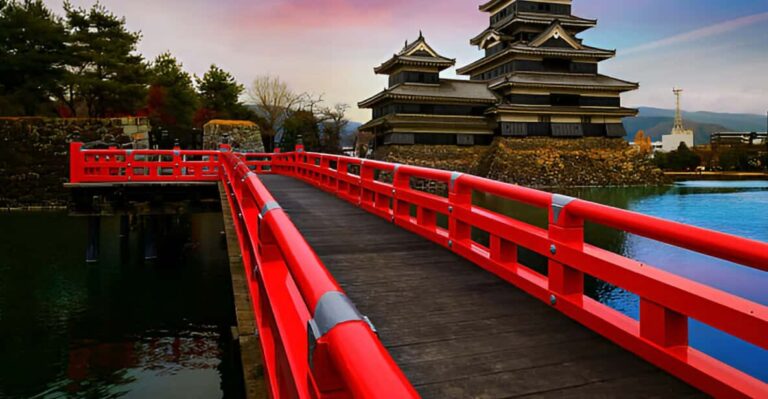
673;87;685;133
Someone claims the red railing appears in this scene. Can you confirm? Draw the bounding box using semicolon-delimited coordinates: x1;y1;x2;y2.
69;142;418;399
69;143;768;398
271;148;768;399
69;142;223;182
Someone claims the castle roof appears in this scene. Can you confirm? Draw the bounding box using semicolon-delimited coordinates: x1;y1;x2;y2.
358;79;496;108
374;32;456;74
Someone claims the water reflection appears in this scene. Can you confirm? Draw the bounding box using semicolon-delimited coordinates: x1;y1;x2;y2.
473;181;768;382
0;212;241;398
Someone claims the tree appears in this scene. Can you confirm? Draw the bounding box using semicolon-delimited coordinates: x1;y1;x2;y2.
0;0;67;115
61;2;147;117
248;75;304;152
634;130;652;154
147;52;198;129
281;109;318;151
654;142;701;171
318;103;349;154
195;64;250;123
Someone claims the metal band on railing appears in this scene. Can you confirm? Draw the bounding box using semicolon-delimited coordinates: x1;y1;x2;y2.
551;194;576;224
450;171;463;192
307;291;373;367
260;201;282;218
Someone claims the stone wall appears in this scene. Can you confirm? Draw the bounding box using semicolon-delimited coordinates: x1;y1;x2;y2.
375;137;665;187
203;120;265;152
0;117;140;207
375;144;488;174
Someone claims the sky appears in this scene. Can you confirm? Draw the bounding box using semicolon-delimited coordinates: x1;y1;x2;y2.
43;0;768;122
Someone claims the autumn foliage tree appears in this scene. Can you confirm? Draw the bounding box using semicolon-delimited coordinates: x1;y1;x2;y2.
634;130;652;154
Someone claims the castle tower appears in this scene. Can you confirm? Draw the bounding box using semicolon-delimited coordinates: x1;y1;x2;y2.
358;33;497;146
358;0;640;147
460;0;638;138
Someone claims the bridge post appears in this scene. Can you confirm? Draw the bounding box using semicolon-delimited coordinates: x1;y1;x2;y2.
172;145;182;179
640;299;688;348
86;215;100;263
448;175;472;245
392;166;410;223
547;195;584;299
360;162;375;208
69;142;84;183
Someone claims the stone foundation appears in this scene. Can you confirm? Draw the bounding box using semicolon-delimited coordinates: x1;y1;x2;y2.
375;137;665;187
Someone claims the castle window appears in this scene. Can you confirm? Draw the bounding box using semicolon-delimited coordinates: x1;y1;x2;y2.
551;93;580;106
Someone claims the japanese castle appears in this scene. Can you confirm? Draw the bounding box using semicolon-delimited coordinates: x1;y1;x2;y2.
358;0;639;146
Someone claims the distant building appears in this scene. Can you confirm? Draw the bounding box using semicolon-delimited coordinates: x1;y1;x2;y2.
711;132;767;146
660;88;694;152
358;0;639;147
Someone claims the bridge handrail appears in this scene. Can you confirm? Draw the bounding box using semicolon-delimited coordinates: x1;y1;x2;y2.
218;150;417;398
69;142;224;182
279;150;768;398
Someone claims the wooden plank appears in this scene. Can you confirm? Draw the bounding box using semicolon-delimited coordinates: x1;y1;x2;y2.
260;175;703;398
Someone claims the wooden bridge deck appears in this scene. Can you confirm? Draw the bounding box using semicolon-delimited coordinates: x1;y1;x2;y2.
260;175;703;398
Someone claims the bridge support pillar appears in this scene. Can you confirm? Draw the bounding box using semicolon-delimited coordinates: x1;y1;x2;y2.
86;216;100;263
143;216;158;261
119;214;130;239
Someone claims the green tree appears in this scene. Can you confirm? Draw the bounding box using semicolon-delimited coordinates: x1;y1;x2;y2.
654;142;701;171
0;0;67;115
195;64;250;122
281;109;318;151
148;52;198;128
62;2;147;117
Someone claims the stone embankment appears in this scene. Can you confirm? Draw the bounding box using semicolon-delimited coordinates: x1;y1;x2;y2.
376;137;665;187
0;117;140;207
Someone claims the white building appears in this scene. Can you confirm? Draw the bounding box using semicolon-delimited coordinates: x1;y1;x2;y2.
660;88;694;152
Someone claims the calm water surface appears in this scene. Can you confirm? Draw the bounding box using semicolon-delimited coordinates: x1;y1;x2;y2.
476;180;768;382
0;212;241;398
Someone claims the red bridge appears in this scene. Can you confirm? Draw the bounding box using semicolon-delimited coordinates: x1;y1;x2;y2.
68;142;768;398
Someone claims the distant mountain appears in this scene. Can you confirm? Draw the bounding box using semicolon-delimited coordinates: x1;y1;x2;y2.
623;107;767;144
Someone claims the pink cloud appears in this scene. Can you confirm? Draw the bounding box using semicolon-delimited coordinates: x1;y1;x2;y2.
233;0;404;31
230;0;481;33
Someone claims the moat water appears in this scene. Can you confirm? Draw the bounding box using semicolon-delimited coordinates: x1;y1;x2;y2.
0;212;243;398
0;180;766;397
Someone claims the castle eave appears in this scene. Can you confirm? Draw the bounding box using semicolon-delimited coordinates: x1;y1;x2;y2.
488;73;638;92
456;46;615;76
489;105;639;117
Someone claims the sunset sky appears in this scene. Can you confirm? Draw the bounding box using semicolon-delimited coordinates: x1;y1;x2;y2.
44;0;768;122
